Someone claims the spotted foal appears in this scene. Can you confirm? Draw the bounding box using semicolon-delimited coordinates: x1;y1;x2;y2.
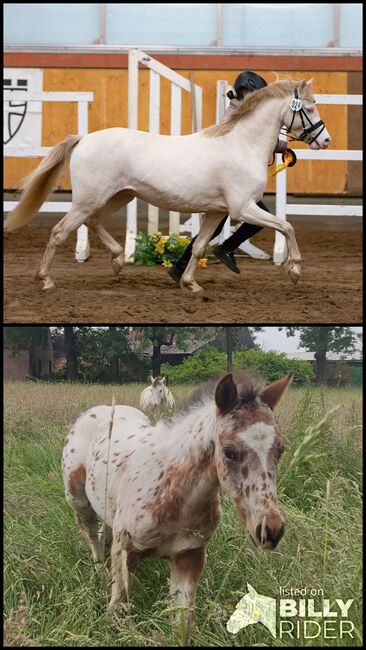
62;372;292;640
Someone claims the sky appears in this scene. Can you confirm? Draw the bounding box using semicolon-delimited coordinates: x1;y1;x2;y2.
254;327;362;354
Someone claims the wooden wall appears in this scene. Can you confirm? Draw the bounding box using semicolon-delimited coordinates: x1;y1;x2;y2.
4;66;360;195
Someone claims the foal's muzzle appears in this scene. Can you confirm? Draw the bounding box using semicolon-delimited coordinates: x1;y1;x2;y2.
255;516;285;550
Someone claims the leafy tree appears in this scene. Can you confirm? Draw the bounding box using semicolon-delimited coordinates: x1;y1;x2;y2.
64;326;78;381
4;326;40;354
133;327;215;377
161;345;314;385
281;327;360;384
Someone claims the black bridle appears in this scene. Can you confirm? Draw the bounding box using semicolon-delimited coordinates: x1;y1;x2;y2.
283;88;326;147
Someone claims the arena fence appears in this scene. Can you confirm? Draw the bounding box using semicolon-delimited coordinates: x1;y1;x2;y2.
3;90;94;262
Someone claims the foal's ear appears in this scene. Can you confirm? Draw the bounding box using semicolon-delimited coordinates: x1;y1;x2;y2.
215;374;238;416
161;376;166;383
151;375;154;384
259;372;293;410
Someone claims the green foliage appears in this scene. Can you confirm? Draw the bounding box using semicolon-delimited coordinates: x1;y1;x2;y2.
234;348;315;385
161;345;315;385
132;231;191;266
161;345;226;384
349;365;363;386
282;327;360;355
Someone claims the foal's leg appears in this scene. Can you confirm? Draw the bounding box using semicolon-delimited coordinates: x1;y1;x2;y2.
236;201;302;284
65;476;103;563
108;543;143;608
168;546;206;645
36;206;93;290
181;213;225;294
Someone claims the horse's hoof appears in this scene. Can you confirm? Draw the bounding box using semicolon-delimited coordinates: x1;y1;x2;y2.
180;280;204;295
288;264;301;285
42;278;56;291
111;255;124;276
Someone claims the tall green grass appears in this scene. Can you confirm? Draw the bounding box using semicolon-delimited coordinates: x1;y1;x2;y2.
4;382;362;646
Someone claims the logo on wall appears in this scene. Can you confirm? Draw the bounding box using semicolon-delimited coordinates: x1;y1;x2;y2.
3;78;29;144
3;68;43;149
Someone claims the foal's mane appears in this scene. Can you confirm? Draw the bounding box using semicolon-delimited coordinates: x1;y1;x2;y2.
177;373;265;416
204;78;313;138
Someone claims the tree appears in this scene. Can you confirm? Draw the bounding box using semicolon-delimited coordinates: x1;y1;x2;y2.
226;327;234;373
64;326;78;380
281;327;359;384
133;326;216;377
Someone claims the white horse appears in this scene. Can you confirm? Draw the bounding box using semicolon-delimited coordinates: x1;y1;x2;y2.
62;372;292;641
4;78;331;294
139;375;175;418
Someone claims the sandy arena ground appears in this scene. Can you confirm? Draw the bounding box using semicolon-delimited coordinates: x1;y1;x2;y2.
4;202;362;324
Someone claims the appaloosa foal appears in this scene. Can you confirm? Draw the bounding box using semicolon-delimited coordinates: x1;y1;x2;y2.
62;372;292;640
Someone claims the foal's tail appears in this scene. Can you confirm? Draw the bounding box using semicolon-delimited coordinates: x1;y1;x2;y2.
4;134;82;232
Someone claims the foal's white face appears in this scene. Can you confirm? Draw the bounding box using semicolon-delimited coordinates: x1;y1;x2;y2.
214;373;292;550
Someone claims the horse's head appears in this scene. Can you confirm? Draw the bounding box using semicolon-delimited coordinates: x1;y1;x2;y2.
283;79;331;150
214;372;292;550
151;375;168;405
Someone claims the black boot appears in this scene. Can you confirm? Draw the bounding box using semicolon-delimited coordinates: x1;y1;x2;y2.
167;263;186;285
213;246;240;274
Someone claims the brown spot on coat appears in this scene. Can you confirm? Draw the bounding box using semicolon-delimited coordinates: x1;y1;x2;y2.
242;466;248;479
89;413;96;419
68;465;86;497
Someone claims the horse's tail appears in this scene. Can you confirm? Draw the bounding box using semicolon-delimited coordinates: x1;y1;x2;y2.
4;134;82;232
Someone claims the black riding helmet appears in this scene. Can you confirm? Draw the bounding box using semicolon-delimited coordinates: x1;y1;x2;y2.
228;70;268;101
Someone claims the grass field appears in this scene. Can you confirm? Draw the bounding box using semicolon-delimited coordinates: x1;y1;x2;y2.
4;381;363;647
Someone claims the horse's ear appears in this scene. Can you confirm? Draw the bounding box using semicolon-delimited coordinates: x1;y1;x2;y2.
215;374;238;416
161;377;166;383
306;78;313;87
259;373;293;410
151;375;154;384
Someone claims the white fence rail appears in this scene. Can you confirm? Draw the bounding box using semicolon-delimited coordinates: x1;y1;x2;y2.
273;93;362;263
216;82;363;264
4;90;94;262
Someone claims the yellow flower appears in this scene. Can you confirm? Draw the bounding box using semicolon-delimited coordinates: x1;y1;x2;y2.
162;260;172;268
197;258;208;268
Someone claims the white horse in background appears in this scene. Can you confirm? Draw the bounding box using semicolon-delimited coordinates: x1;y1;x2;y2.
139;376;175;418
4;78;331;294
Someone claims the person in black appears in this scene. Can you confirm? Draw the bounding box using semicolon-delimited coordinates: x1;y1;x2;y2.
168;70;287;283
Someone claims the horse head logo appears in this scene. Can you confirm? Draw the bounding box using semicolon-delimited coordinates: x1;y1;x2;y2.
226;583;277;638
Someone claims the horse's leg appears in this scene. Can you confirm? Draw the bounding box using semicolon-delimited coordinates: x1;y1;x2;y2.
89;222;125;276
168;546;206;645
180;212;224;294
236;201;302;284
36;206;93;291
91;191;134;276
